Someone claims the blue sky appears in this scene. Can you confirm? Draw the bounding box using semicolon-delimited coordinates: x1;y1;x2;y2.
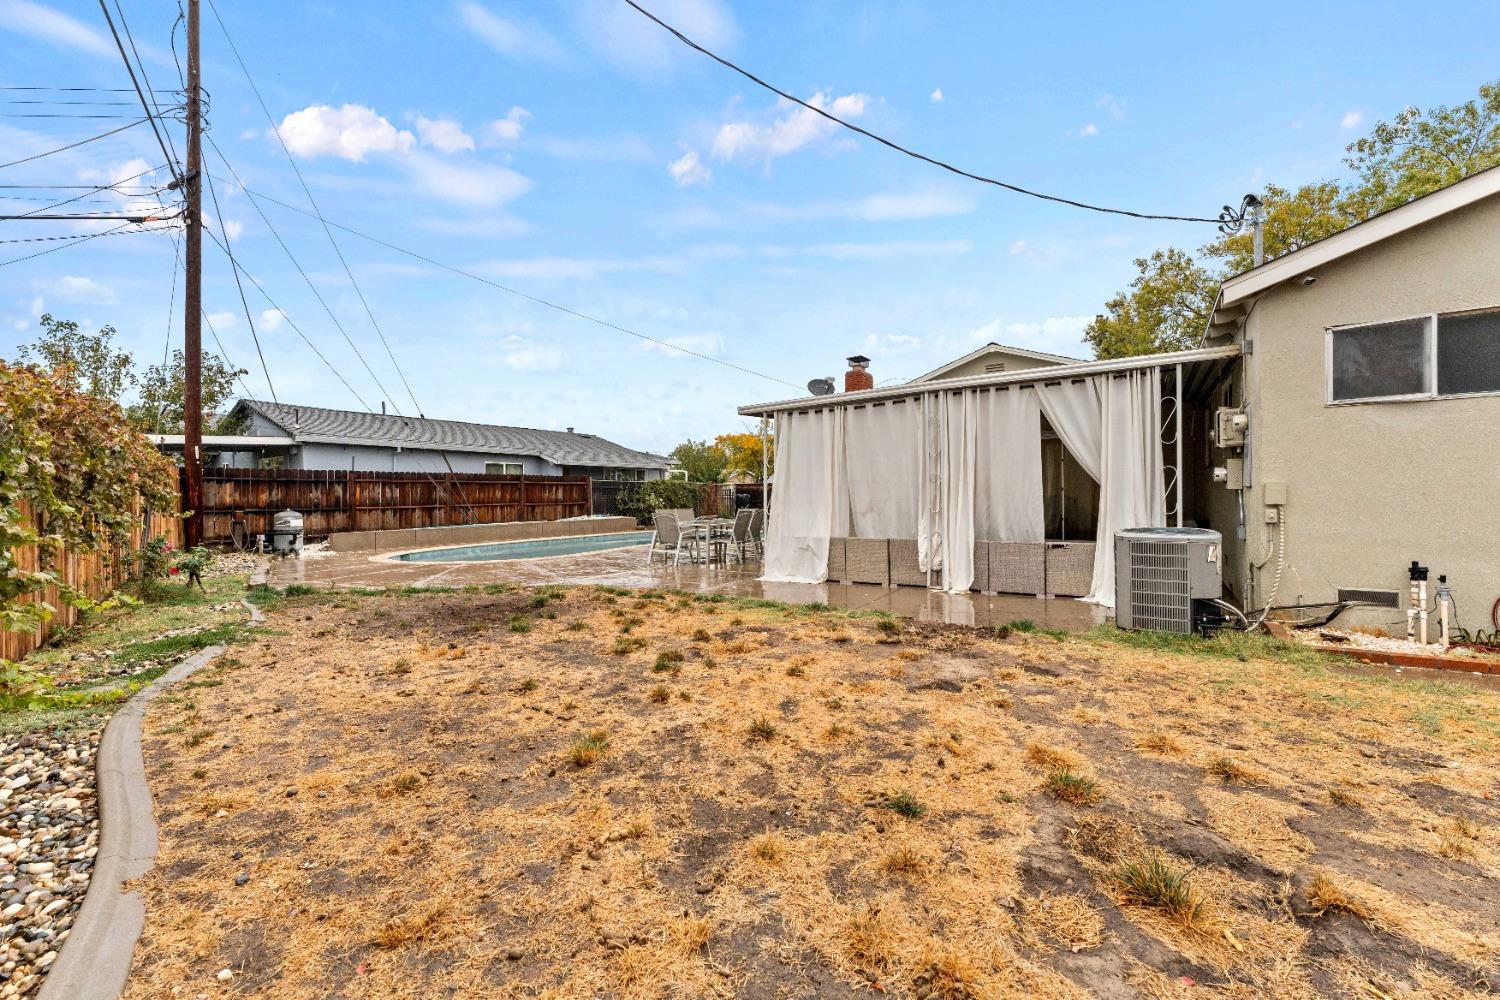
3;0;1499;454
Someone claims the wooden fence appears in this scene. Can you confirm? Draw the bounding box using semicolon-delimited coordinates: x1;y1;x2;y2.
2;501;180;662
194;468;592;543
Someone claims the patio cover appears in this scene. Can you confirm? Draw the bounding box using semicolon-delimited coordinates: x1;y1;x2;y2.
755;358;1183;607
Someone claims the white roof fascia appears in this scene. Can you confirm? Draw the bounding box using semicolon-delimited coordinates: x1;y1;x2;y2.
739;344;1241;417
1217;166;1500;312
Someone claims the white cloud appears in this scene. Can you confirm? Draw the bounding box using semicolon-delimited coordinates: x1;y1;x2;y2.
861;332;923;357
635;333;724;358
481;106;531;143
401;151;531;206
1096;94;1126;122
1340;109;1364;130
578;0;737;76
498;335;565;371
220;219;244;241
930;87;944;103
414;214;533;238
259;309;286;332
0;1;112;56
791;239;972;260
31;275;116;304
668;150;711;187
1009;240;1032;257
455;1;562;61
970;315;1091;356
205;311;237;329
746;189;973;223
414;116;475;154
1074;122;1099;138
712;91;868;163
532;133;652;162
475;255;682;281
278;104;415;161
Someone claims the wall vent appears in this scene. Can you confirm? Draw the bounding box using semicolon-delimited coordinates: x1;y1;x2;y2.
984;362;1007;373
1336;588;1400;608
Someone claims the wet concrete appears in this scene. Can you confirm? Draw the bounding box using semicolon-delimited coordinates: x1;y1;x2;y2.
265;536;1110;631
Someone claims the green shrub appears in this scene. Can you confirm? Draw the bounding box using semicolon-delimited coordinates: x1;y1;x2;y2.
616;479;703;523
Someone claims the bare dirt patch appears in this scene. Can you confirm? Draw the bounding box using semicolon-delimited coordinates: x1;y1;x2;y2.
123;588;1500;998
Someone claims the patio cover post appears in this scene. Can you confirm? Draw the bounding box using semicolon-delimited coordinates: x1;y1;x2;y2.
760;417;770;515
1175;362;1184;528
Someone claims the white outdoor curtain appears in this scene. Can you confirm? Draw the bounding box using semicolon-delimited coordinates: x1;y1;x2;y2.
915;391;977;593
1036;370;1165;606
973;387;1045;543
760;408;840;583
843;401;921;538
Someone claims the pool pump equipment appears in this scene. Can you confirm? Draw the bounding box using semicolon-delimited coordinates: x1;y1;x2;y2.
1114;527;1225;636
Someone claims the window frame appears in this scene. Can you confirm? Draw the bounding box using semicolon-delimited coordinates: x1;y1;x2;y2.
1325;312;1435;405
484;461;524;476
1325;307;1500;405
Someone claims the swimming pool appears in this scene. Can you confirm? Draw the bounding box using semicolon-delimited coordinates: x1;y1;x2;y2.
392;531;652;563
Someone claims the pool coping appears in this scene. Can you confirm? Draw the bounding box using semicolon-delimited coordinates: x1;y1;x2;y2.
371;528;656;565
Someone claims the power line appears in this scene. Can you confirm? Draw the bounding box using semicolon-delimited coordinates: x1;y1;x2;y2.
96;0;183;186
108;0;183;168
0;225;175;246
623;0;1225;225
204;0;421;416
201;224;377;410
203;166;277;404
0;163;170;220
214;176;804;391
0;118;150;171
0;220;174;267
0;85;179;93
205;146;402;412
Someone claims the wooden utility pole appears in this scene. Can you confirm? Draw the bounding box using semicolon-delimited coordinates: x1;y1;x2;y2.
182;0;204;547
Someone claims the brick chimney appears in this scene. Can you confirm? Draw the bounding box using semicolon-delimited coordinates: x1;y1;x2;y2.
844;354;873;392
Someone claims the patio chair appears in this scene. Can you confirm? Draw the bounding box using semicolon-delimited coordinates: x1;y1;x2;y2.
649;511;699;565
748;508;764;555
728;508;754;562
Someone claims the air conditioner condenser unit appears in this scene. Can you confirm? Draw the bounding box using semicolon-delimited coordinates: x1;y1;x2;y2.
1114;527;1223;635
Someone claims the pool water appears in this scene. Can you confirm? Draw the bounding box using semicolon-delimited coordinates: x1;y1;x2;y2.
393;531;653;563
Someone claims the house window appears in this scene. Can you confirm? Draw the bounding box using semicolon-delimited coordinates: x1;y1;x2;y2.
1329;308;1500;403
484;461;523;476
1437;308;1500;396
1328;317;1430;402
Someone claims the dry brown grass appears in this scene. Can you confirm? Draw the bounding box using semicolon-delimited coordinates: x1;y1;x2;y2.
120;586;1500;1000
1305;870;1379;923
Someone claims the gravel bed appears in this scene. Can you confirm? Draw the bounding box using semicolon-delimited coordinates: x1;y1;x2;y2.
0;731;99;999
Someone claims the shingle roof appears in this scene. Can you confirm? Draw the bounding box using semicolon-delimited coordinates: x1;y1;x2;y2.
234;400;670;470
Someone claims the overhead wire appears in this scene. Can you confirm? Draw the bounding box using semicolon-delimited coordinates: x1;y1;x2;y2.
622;0;1225;225
211;176;805;391
0;118;151;171
200;225;376;410
108;0;183;168
203;166;278;404
205;146;402;412
96;0;184;186
0;220;174;267
0;162;172;220
204;0;421;416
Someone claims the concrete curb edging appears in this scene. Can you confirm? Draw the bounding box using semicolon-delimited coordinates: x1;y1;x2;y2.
38;598;265;1000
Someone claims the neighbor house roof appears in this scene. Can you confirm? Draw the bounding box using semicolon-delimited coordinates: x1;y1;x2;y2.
910;341;1079;383
1210;163;1500;332
232;400;670;470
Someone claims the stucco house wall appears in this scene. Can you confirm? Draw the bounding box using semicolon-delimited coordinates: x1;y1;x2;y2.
291;444;559;475
1237;192;1500;629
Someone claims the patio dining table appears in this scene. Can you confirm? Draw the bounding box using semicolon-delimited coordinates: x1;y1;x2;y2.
682;517;737;564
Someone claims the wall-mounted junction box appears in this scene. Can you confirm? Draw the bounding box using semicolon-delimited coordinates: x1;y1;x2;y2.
1263;481;1288;506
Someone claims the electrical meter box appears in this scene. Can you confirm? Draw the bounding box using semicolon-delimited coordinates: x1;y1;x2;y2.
1214;407;1247;448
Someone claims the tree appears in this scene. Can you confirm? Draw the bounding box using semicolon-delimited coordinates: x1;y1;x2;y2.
715;431;773;482
15;314;136;401
1088;79;1500;358
1083;249;1217;360
128;349;247;434
1344;82;1500;216
669;438;728;483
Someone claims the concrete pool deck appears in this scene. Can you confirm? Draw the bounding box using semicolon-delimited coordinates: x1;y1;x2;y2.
265;538;1110;631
